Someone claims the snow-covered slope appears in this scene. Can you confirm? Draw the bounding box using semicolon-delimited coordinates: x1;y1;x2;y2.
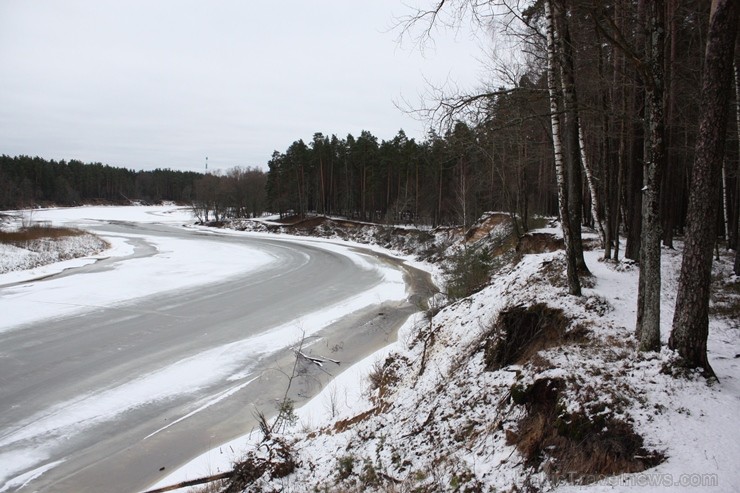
0;231;108;274
227;212;518;262
196;220;739;493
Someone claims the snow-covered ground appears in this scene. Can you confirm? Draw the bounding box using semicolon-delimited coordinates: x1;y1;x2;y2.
150;221;740;492
0;233;108;275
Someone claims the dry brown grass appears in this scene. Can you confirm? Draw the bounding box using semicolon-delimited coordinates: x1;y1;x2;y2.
332;407;379;434
484;304;574;371
506;377;664;485
516;233;564;255
0;226;84;244
464;213;513;244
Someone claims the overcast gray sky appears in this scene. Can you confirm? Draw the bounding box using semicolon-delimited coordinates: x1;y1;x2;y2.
0;1;484;173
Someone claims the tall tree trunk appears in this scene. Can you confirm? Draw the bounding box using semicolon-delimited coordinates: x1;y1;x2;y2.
735;160;740;274
623;1;647;263
415;159;419;223
613;0;629;263
601;30;615;260
521;140;529;232
437;161;443;226
736;63;740;275
555;3;589;274
661;0;678;249
670;0;738;376
625;94;644;262
386;162;392;219
636;1;666;352
361;164;366;221
722;157;730;244
328;155;337;214
297;164;304;218
319;156;326;215
546;0;581;296
615;127;626;262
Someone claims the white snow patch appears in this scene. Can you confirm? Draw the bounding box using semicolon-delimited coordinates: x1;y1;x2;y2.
0;459;65;493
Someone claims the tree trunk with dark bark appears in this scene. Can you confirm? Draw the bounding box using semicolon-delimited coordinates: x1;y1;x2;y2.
670;0;738;376
555;3;589;274
636;0;666;352
661;0;679;249
601;27;615;260
625;95;643;262
734;62;740;275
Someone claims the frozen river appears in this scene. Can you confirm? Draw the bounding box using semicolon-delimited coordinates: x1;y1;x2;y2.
0;207;433;492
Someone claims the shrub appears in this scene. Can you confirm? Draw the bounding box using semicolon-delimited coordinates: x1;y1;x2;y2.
336;455;355;480
443;247;493;300
484;304;570;370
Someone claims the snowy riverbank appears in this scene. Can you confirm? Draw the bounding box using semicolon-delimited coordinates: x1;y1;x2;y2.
151;217;740;492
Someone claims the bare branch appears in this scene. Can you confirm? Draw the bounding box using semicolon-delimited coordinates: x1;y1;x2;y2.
589;7;649;83
141;472;234;493
394;1;546;132
393;1;451;53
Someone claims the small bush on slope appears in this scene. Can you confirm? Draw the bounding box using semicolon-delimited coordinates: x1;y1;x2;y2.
442;246;495;300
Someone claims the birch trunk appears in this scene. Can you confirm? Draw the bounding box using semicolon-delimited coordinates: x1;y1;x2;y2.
579;125;606;248
545;0;580;296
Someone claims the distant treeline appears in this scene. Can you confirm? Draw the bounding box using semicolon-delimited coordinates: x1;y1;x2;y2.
265;126;557;228
0;155;201;209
